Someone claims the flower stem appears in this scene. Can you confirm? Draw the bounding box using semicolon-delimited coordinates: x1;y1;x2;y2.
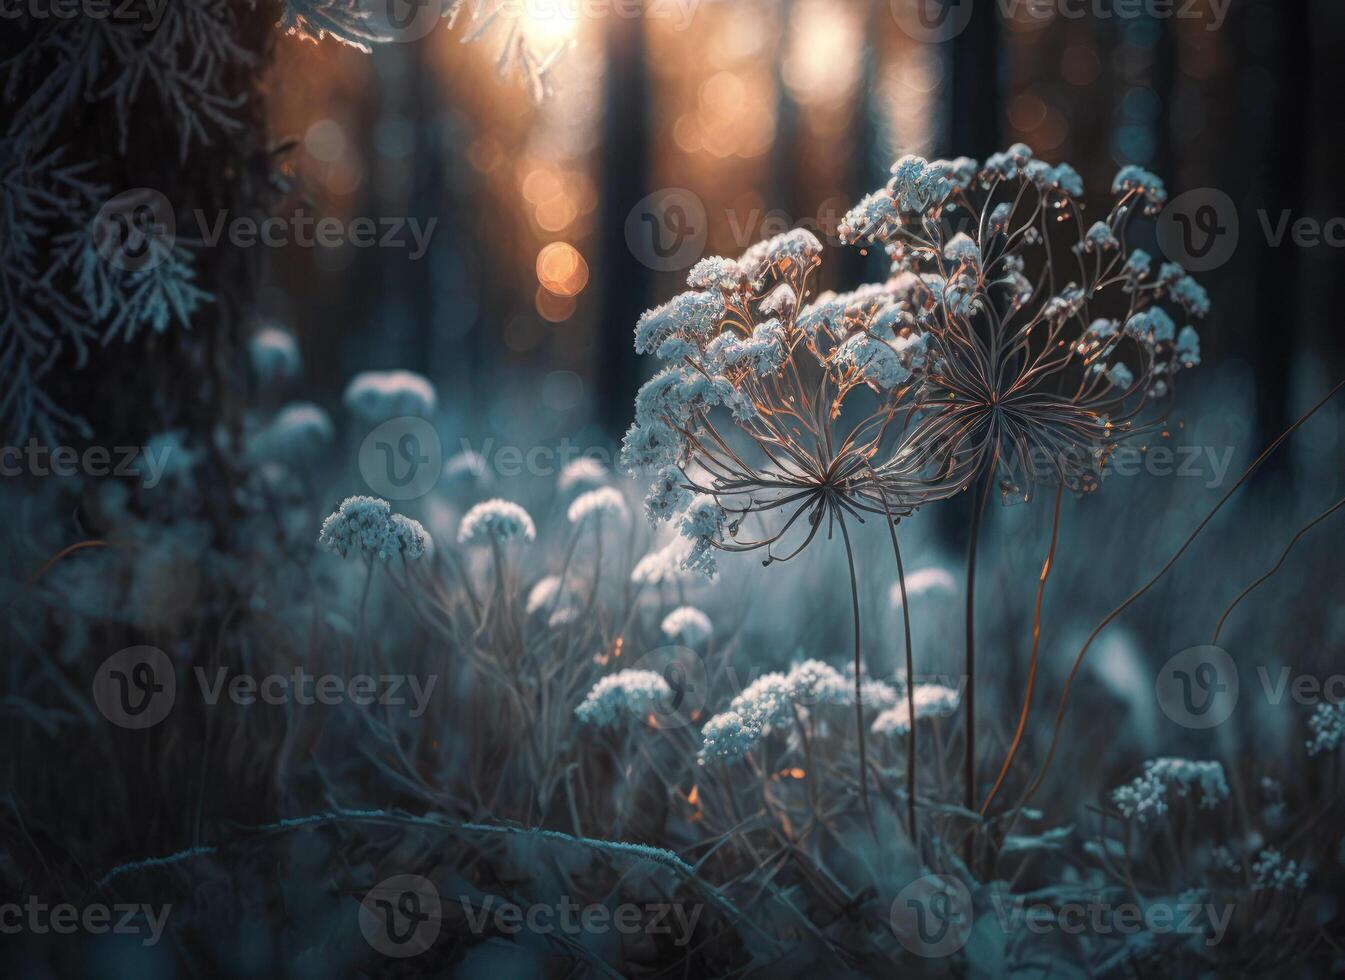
964;474;992;867
837;515;873;831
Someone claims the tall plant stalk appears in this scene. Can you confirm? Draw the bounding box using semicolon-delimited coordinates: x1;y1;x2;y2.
871;472;919;845
837;516;873;829
963;474;992;865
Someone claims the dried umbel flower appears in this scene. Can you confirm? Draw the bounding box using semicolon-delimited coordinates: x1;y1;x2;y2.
620;227;934;577
557;457;609;495
839;147;1208;504
575;670;672;728
318;495;429;561
660;605;712;646
566;486;630;527
870;683;961;735
342;369;437;422
1111;757;1229;824
457;499;536;545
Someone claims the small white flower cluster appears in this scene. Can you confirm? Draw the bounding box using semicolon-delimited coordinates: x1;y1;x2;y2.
630;537;699;586
557;457;609;495
342;369;437;422
246;402;334;464
1305;701;1345;755
318;496;429;561
443;450;491;487
1111;758;1229;824
575;670;672;728
660;606;712;646
698;660;899;764
248;325;302;385
1251;849;1309;892
457;499;536;545
870;684;961;735
567;486;630;527
525;575;565;615
888;567;957;608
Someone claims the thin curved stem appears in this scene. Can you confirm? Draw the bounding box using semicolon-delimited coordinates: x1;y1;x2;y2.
870;472;918;845
1016;377;1345;811
836;512;874;831
981;481;1064;818
964;472;993;868
1212;493;1345;644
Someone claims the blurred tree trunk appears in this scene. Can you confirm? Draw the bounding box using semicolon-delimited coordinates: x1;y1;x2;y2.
949;3;1001;159
1250;0;1308;462
596;10;652;433
841;2;885;290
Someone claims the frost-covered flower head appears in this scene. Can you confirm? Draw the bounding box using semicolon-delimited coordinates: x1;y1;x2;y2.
1251;849;1308;892
318;495;430;561
457;499;536;545
631;537;700;586
342;370;437;422
1305;701;1345;756
248;325;301;385
838;145;1208;504
661;605;712;645
557;457;609;495
246;402;334;464
888;566;957;607
871;684;961;735
575;670;671;727
697;661;900;763
620;227;937;579
1111;757;1229;824
525;575;566;615
443;449;492;487
567;486;630;527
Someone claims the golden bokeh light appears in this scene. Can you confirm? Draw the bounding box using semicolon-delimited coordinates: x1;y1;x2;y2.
536;241;589;297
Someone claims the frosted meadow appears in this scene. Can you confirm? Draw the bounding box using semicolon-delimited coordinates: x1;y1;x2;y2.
3;1;1345;976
